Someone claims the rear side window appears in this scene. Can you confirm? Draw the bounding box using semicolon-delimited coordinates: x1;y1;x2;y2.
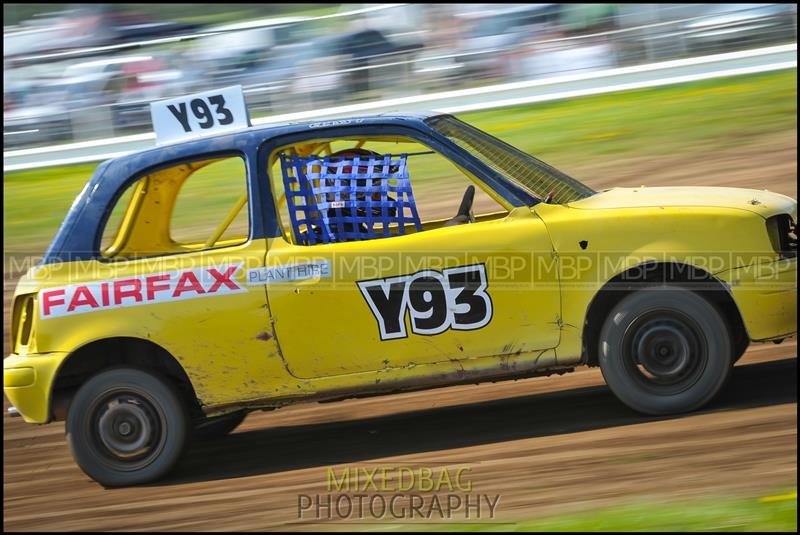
170;157;249;245
100;184;137;253
100;155;249;260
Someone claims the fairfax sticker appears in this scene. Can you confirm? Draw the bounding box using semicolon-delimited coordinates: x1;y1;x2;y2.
247;261;332;286
39;264;245;319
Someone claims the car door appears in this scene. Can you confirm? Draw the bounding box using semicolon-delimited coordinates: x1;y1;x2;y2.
263;141;561;378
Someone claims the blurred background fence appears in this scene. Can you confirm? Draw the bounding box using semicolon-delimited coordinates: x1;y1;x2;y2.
4;3;798;150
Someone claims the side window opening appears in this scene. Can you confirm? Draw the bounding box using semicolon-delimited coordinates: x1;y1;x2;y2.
280;150;422;245
171;157;249;247
101;178;144;255
100;155;249;260
268;136;509;246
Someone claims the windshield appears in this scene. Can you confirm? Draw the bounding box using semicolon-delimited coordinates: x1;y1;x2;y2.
426;115;595;204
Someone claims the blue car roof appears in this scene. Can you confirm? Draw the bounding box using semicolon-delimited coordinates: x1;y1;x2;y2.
115;111;441;166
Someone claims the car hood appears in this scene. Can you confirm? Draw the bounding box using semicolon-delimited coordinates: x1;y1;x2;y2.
567;186;797;220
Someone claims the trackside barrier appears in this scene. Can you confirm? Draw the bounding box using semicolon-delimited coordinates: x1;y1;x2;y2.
3;43;796;172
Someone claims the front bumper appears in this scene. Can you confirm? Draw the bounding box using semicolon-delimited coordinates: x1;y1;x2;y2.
3;352;69;424
718;257;798;341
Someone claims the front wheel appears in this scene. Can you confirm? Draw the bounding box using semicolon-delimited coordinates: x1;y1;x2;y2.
599;286;733;415
66;367;190;487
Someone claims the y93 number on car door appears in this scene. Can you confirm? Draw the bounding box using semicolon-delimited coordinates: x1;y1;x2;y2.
357;264;493;341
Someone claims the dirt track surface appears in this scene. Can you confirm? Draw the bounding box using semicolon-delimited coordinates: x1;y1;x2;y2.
568;132;798;200
3;341;796;531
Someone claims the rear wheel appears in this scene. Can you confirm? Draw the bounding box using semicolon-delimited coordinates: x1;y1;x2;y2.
66;367;190;487
599;286;733;415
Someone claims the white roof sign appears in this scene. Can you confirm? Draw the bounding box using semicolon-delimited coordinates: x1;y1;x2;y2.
150;85;251;145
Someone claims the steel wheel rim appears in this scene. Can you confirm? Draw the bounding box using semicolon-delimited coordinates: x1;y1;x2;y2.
87;388;167;472
622;309;709;395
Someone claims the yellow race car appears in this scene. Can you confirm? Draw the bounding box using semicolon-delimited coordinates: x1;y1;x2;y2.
4;100;797;486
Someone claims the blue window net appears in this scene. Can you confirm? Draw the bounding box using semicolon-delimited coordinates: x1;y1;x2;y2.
280;152;422;245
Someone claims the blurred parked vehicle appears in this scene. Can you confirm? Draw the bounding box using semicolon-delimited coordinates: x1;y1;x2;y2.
4;9;93;59
4;6;203;60
111;56;188;133
238;28;424;111
186;16;310;84
4;54;185;145
312;29;424;97
613;3;797;65
102;9;201;44
454;4;562;82
4;83;73;149
682;3;797;54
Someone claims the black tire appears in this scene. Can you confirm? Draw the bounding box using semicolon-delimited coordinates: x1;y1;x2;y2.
66;367;190;487
732;331;750;364
193;411;246;440
598;286;733;415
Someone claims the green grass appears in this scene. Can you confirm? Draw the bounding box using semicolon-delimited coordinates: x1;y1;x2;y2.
3;69;796;255
462;70;797;164
4;163;101;255
409;489;798;532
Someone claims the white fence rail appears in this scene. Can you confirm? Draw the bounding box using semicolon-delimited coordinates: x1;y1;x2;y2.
3;43;796;172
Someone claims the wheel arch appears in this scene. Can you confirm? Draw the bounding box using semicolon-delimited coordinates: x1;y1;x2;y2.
50;337;203;422
582;261;749;367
